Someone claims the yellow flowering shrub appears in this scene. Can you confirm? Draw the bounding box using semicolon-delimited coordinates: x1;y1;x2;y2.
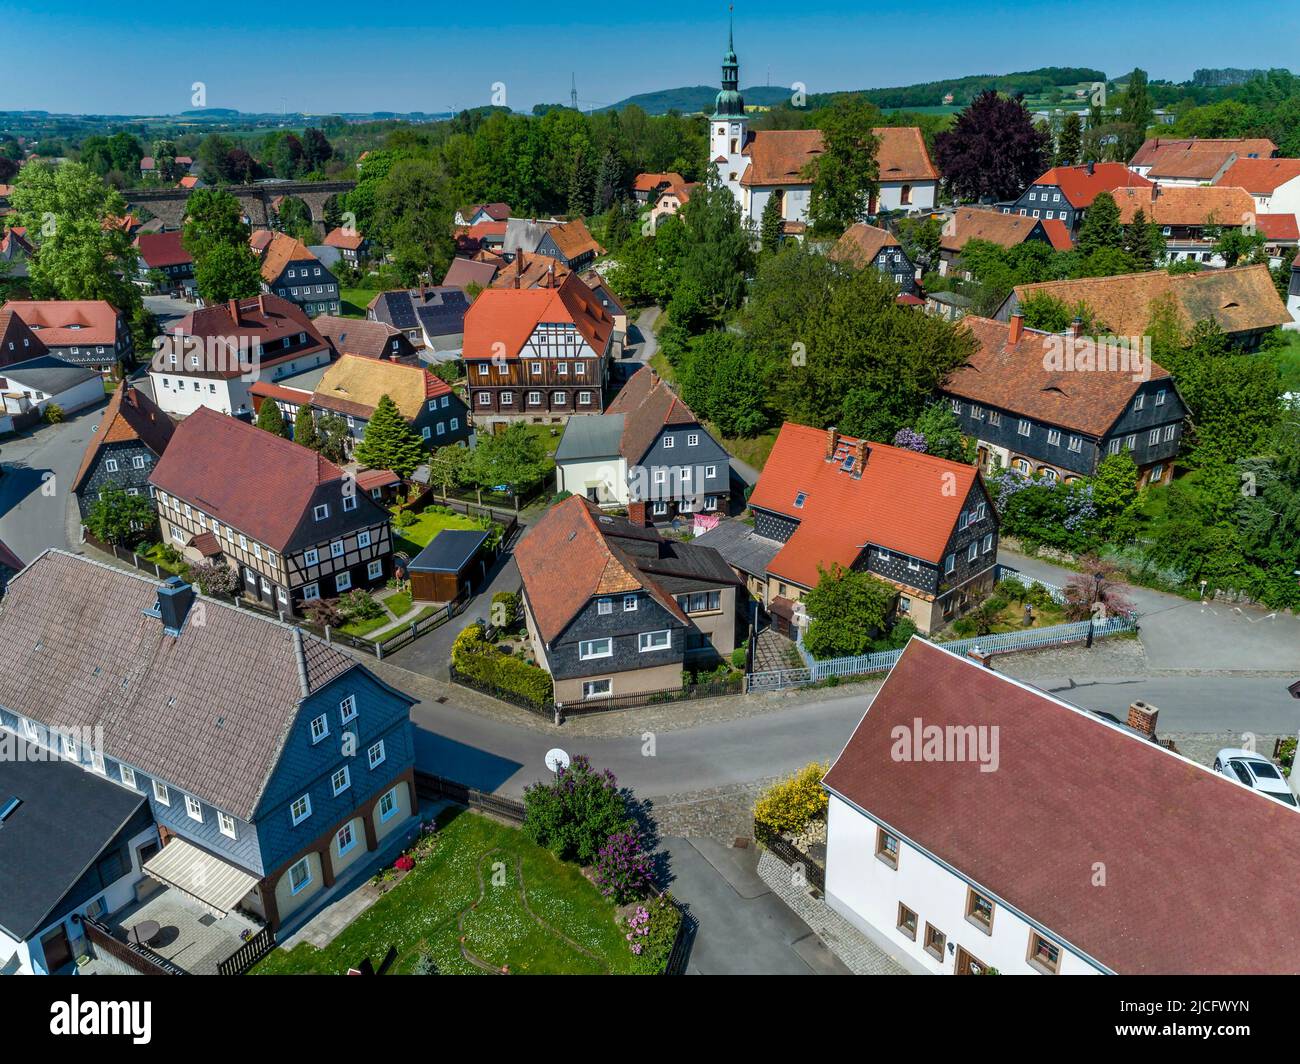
753;762;829;842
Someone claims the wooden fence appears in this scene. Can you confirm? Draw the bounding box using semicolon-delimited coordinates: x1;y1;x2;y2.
216;925;277;976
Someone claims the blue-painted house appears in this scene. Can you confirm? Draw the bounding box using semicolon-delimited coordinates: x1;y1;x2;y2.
0;550;419;940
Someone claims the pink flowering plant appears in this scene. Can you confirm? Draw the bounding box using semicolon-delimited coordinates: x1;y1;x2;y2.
621;893;683;974
594;831;654;904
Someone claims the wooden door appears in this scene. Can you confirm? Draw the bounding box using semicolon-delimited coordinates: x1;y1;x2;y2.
41;925;73;972
954;945;989;975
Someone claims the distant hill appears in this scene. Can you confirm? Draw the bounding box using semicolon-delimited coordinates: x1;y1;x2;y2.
601;85;796;114
603;68;1109;116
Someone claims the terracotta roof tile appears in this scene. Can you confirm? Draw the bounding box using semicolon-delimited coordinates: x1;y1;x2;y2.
1032;162;1151;208
136;230;192;269
748;423;983;585
945;317;1170;438
634;172;685;192
314;315;406;360
740;126;936;187
829;223;900;268
323;227;364;250
941;207;1053;252
824;637;1300;974
1257;213;1299;241
73;382;175;493
1218;156;1300;195
547;219;604;262
257;232;319;284
1111;184;1256;226
3;300;121;347
1009;264;1290;337
464;271;612;359
1131;136;1276;168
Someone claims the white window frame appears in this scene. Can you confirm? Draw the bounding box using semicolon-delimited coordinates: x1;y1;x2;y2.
120;764;137;789
340;694;358;723
153;780;170;806
290;794;312;826
368;740;386;769
335;571;352;593
331;766;351;796
185;794;203;822
218;811;237;839
623;594;637;612
579;637;613;660
310;713;329;744
638;629;671;653
379;788;399;822
582;678;612;700
288;857;312;895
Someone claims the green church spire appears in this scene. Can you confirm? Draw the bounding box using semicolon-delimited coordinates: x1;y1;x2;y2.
713;7;746;119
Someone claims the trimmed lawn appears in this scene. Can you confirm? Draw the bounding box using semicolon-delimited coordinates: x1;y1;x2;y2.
252;810;649;975
393;506;485;556
338;613;390;639
340;287;382;318
137;543;186;577
385;590;414;618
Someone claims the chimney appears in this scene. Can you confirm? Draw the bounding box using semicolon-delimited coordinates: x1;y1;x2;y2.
825;426;839;461
257;294;266;316
967;646;993;669
144;576;195;636
227;298;239;323
1085;161;1095;176
1126;700;1159;738
1070;316;1084;338
1151;182;1160;201
853;437;867;477
1008;311;1024;344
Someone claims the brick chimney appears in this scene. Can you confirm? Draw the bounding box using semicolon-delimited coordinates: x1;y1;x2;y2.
257;294;266;316
1126;700;1159;737
627;501;649;526
228;298;239;323
825;426;839;462
967;646;993;669
853;437;867;477
1008;311;1024;344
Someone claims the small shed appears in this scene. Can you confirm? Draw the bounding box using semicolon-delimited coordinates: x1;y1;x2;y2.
408;529;491;602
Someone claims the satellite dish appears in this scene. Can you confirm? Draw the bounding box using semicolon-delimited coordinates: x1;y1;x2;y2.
544;748;571;774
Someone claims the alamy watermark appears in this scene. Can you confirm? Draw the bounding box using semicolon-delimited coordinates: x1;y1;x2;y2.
1041;334;1151;383
890;717;1000;773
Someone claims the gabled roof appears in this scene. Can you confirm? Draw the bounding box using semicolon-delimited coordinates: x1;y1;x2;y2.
634;172;685;193
3;300;120;347
323;227;364;250
946;317;1171;438
1145;146;1236;182
1258;213;1300;241
0;743;148;941
1111;184;1256;226
0;550;383;821
748;423;982;586
605;367;701;464
1030;162;1151;208
1217;156;1300;195
1039;217;1073;250
503;217;559;257
1131;136;1276;168
941;206;1055;252
488;251;571;291
545;219;605;262
829;223;901;268
823;637;1300;975
73;382;175;493
170;294;329;380
463;271;613;360
312;353;449;421
459;202;510;222
367;286;469;338
257;232;321;284
0;309;47;367
515;496;736;643
442;256;499;290
1008;264;1290;337
149;407;382;553
313;315;406;360
136;230;192;269
739;126;937;187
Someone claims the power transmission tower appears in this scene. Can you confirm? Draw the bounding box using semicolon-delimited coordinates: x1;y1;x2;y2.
571;73;578;111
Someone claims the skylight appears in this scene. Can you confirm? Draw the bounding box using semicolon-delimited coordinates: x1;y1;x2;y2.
794;492;807;508
0;796;21;824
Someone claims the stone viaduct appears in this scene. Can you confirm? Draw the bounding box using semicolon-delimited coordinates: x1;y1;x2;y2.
124;180;356;229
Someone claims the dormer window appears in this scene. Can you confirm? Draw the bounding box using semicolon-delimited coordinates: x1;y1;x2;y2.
342;494;357;512
314;504;329;521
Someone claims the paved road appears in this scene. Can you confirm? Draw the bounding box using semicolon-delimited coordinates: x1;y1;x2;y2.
403;668;1300;800
1001;548;1300;672
0;401;105;563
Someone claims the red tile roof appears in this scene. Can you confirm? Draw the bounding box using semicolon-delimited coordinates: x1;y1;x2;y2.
1218;156;1300;195
824;637;1300;974
172;294;328;380
605;367;699;463
748;422;983;586
546;219;604;262
1131;136;1276;168
3;300;121;347
355;468;400;492
136;230;192;269
1032;162;1151;208
515;496;696;642
1039;217;1073;250
323;227;365;250
1257;213;1300;241
740;126;937;188
1111;184;1256;226
941;207;1059;253
257;232;319;285
946;317;1171;438
829;223;900;268
463;271;613;360
634;172;685;193
73;382;175;493
313;315;406;360
149;407;364;553
459;202;510;221
442;256;499;289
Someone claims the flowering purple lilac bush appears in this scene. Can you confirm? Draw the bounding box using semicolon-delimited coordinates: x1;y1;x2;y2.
594;831;655;904
892;427;927;452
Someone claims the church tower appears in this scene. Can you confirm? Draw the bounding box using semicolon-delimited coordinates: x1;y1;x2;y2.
709;12;749;199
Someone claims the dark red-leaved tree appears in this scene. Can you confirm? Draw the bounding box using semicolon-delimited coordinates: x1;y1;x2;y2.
934;91;1051;203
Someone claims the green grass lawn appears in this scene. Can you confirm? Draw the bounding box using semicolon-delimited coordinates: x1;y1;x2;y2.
385;589;414;617
522;421;563;457
137;543;186;576
340;287;383;318
252;810;649;975
713;425;778;472
394;506;485;555
338;612;391;639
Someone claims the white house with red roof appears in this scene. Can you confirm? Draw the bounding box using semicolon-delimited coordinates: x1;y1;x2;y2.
823;637;1300;974
149;294;333;419
698;422;997;636
1216;156;1300;223
706;23;937;229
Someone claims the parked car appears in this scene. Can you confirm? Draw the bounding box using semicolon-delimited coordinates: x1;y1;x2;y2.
1213;749;1298;808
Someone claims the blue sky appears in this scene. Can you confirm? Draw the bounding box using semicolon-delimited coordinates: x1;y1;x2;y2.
5;1;1298;116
